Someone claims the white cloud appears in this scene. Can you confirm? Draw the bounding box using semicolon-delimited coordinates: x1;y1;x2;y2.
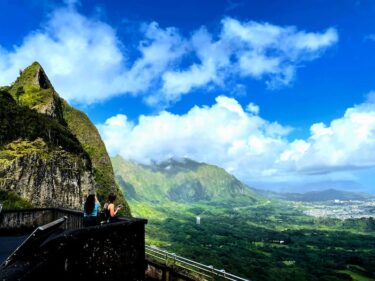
0;7;187;104
0;6;125;104
161;19;338;102
98;95;289;182
0;6;338;106
220;19;337;88
99;95;375;186
281;103;375;174
246;102;260;114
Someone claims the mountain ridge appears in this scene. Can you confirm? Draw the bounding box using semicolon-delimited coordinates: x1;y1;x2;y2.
256;188;374;202
112;155;259;204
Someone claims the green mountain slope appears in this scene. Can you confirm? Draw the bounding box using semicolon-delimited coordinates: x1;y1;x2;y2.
62;101;130;214
112;156;375;281
112;155;259;204
0;62;130;214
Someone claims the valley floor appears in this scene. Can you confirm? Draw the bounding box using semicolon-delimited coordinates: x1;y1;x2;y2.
130;199;375;281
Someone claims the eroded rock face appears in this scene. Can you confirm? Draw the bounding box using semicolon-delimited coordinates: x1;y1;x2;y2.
0;62;130;215
36;67;52;89
26;63;65;124
0;141;94;209
36;92;65;123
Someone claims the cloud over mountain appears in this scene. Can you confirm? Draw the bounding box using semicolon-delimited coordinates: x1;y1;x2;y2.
98;95;375;186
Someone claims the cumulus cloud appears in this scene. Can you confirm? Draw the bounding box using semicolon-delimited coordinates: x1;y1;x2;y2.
246;102;260;115
0;6;125;103
98;95;375;185
280;103;375;174
0;6;187;104
162;19;338;102
0;5;338;105
98;96;290;182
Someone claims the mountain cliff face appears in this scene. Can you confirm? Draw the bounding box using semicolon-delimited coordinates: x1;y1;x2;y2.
112;156;259;204
0;62;130;214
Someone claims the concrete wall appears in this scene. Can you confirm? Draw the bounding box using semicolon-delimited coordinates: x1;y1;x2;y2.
0;208;82;234
0;209;147;281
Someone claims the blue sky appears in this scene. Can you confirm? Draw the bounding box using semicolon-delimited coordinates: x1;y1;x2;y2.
1;0;375;193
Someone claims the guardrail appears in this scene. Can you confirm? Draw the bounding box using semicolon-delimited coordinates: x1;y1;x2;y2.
145;245;250;281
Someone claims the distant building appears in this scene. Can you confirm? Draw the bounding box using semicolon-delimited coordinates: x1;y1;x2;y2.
196;216;201;225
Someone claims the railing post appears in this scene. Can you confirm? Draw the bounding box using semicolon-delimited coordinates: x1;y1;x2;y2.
172;253;176;270
221;269;226;279
209;265;214;280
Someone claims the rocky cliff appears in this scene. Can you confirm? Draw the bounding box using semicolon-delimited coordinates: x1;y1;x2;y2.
0;62;130;214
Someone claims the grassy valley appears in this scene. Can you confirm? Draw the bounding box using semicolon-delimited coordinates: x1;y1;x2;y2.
114;156;375;281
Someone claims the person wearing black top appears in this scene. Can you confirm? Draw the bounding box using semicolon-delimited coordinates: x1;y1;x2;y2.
103;193;122;222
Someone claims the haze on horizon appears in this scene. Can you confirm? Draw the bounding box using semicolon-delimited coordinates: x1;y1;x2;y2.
1;0;375;193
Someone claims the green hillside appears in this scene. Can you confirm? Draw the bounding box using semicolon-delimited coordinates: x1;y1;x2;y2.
62;101;130;214
113;155;375;281
0;62;130;214
112;155;259;204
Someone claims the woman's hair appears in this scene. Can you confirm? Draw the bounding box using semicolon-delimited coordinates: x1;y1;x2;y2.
107;193;117;203
84;194;96;215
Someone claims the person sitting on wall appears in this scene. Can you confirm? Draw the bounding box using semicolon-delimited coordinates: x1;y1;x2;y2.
103;193;122;223
83;194;101;227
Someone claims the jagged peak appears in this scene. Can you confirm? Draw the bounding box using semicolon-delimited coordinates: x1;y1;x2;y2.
15;62;54;90
3;62;65;123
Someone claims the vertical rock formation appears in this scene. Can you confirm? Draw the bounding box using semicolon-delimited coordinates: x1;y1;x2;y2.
0;62;130;214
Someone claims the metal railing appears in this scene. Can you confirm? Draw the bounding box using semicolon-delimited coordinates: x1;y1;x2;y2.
145;245;250;281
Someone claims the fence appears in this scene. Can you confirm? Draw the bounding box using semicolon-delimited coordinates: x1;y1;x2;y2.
145;245;250;281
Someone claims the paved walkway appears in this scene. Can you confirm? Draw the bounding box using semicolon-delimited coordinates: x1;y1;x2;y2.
0;235;27;263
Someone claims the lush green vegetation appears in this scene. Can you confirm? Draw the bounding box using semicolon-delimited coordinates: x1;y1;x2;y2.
112;156;259;204
130;199;375;281
0;191;33;209
62;103;130;215
0;62;130;215
113;156;375;281
0;90;88;159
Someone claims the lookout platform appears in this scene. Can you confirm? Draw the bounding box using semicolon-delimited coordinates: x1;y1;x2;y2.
0;208;147;281
0;208;250;281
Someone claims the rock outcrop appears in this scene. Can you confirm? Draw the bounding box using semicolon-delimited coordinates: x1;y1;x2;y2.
0;62;130;214
0;139;94;208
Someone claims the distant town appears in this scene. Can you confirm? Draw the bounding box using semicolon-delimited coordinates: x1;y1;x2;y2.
293;200;375;219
